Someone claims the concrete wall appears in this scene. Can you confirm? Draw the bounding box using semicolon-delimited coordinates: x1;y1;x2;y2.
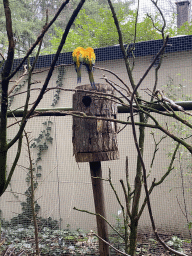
1;49;192;236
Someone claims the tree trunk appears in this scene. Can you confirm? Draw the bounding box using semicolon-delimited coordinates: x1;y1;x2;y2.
129;218;138;256
129;113;146;255
0;79;9;195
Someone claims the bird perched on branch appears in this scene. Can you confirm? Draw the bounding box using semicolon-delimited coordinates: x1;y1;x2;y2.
72;47;96;89
84;47;96;89
72;47;85;84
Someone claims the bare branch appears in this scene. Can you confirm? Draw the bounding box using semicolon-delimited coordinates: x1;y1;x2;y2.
73;207;124;239
1;134;22;196
120;179;131;218
177;150;192;239
2;0;15;79
107;0;136;91
138;142;180;219
155;89;184;111
7;0;86;150
150;132;167;169
95;66;132;95
7;35;43;149
102;74;131;103
25;131;40;255
126;0;140;71
150;0;166;40
93;232;130;256
7;0;71;81
26;0;86;119
8;65;28;96
108;169;126;221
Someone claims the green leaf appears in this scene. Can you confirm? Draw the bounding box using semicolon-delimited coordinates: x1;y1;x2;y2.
188;222;192;230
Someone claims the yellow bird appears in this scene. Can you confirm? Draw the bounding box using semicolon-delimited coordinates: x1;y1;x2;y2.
84;47;96;89
72;47;85;83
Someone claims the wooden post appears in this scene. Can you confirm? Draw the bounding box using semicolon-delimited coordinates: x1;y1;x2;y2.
90;161;110;256
72;84;119;256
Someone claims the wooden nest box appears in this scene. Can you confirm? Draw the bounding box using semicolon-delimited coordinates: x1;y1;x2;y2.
72;83;119;162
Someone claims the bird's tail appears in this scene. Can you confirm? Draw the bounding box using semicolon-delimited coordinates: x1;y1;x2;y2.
75;63;82;84
88;70;96;89
77;68;81;83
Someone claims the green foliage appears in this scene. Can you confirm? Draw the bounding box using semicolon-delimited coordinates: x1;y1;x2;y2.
109;212;126;253
1;0;191;58
30;120;53;164
177;21;192;35
162;77;192;240
167;236;184;252
0;0;133;57
5;120;53;228
188;221;192;229
51;66;65;107
0;0;45;57
0;225;98;255
162;76;192;167
48;7;178;53
2;0;188;57
8;78;28;107
10;191;41;228
162;76;192;102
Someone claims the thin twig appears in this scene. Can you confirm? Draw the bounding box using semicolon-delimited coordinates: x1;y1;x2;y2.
73;207;124;239
8;65;28;96
93;232;130;256
107;0;136;91
108;169;126;220
95;66;132;95
102;74;131;103
25;131;40;256
178;150;192;240
6;0;86;151
138;142;180;219
150;132;167;169
7;36;43;150
120;179;131;218
0;52;5;60
127;0;140;71
7;0;71;81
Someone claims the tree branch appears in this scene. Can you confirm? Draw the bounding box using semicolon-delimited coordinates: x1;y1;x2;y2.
7;35;43;149
0;0;15;194
108;169;126;221
129;32;188;255
7;0;71;81
2;0;15;79
26;0;86;119
73;207;124;239
1;134;23;196
95;66;132;95
138;142;180;220
93;232;130;256
8;65;28;96
120;179;131;218
107;0;136;91
7;0;86;149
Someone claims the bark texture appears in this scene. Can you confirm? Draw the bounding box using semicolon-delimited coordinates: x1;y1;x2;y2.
73;84;119;162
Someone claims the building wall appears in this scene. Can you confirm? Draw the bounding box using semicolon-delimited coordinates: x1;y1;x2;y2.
1;49;192;236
